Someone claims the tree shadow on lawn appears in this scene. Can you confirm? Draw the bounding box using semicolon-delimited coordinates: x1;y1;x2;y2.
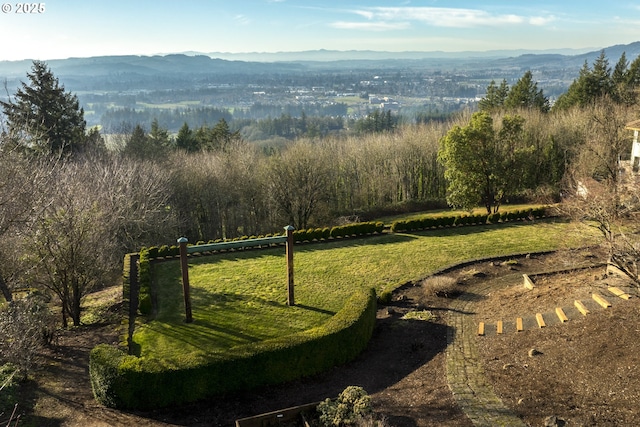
135;285;338;357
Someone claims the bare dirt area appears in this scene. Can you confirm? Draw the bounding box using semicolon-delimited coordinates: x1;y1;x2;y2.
472;249;640;427
18;246;640;426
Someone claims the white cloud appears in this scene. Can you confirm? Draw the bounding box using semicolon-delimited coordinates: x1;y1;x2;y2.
234;14;251;26
529;15;557;26
330;21;411;31
336;7;555;29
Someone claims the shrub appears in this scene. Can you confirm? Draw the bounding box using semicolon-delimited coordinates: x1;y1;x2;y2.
376;290;392;305
487;212;500;223
454;215;469;226
390;220;405;233
157;245;170;258
422;275;460;298
321;227;331;239
317;386;373;427
147;246;159;258
473;214;488;225
439;216;456;227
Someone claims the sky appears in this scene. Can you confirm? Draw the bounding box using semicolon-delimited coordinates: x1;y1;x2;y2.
1;0;639;61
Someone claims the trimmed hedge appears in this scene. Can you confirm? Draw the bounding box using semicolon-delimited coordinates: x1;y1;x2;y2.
90;287;377;410
291;222;383;243
137;248;152;316
391;206;549;233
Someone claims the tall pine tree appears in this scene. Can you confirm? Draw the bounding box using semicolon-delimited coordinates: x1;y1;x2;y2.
1;61;86;155
504;71;550;112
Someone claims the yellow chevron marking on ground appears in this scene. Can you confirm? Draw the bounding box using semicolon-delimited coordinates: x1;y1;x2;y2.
575;300;589;316
556;307;569;322
592;293;611;308
535;313;546;328
608;286;631;300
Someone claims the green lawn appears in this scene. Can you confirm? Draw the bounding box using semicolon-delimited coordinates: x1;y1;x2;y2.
132;219;599;361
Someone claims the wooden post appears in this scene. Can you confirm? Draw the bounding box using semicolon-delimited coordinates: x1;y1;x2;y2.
178;237;193;323
285;225;295;306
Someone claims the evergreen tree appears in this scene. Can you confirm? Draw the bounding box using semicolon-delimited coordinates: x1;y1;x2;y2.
148;118;170;149
122;124;150;159
587;50;613;99
554;52;615;110
175;122;199;152
504;71;550;112
621;54;640;105
0;60;86;155
612;52;629;104
478;79;509;112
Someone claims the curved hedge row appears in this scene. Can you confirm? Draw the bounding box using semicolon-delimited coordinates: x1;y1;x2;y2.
90;287;377;410
391;207;548;233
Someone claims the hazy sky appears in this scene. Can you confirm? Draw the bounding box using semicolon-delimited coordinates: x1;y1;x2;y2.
1;0;638;61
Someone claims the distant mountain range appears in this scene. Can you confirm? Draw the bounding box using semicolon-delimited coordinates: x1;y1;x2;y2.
0;42;639;83
186;47;600;62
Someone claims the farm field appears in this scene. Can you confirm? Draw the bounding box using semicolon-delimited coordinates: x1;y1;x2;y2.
132;219;599;361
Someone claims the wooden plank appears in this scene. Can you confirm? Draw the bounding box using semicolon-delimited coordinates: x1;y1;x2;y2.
516;317;523;332
592;293;612;308
478;322;485;336
556;307;569;323
535;313;546;328
235;402;320;427
523;274;535;290
608;286;631;300
574;300;590;316
496;320;503;334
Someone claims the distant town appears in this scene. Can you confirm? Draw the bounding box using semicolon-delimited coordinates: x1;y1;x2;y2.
1;42;640;138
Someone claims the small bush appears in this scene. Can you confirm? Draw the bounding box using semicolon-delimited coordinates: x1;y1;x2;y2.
155;245;167;257
317;386;373;427
376;290;392;305
439;216;456;227
322;227;331;239
390;220;406;233
422;275;460;298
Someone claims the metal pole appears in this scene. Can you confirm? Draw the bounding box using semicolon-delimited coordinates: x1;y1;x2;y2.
178;237;193;323
285;225;295;306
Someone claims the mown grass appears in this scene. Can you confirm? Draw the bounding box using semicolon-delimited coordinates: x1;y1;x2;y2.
132;219;599;360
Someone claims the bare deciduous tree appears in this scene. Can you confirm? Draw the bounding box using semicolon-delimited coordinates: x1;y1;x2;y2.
27;154;177;327
0;138;56;302
560;99;640;284
267;141;331;229
0;295;55;378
